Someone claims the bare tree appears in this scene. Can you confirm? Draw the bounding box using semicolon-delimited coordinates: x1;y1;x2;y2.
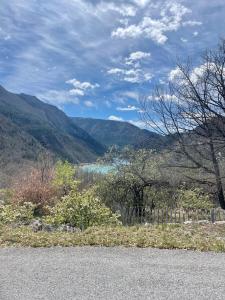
141;40;225;209
37;151;54;183
99;147;169;216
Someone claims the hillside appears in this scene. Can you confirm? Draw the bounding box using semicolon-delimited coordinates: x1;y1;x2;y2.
71;117;163;149
0;86;106;185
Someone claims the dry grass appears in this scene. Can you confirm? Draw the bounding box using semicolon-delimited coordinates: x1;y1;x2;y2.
1;224;225;251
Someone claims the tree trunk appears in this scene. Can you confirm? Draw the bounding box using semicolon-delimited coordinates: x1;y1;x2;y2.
217;184;225;209
133;188;144;218
209;138;225;209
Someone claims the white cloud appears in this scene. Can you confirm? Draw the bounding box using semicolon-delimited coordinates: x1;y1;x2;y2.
190;63;215;83
84;100;95;107
116;105;139;111
193;31;199;36
124;69;152;83
96;2;137;17
182;20;202;26
66;78;99;90
107;67;152;83
125;51;151;63
112;2;191;44
132;0;151;8
4;34;11;41
128;120;147;129
107;68;124;75
66;78;99;97
104;100;112;108
112;24;143;39
120;91;139;100
169;63;217;84
168;67;182;81
69;89;85;96
107;117;153;129
181;38;188;43
119;18;129;26
108;115;124;121
148;94;178;102
164;94;178;102
38;90;79;106
107;49;152;84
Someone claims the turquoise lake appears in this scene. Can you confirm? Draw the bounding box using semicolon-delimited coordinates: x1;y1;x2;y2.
80;164;115;174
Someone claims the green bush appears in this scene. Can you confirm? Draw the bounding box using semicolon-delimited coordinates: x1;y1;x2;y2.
53;160;77;196
45;187;121;229
0;189;13;205
0;202;36;224
177;188;214;210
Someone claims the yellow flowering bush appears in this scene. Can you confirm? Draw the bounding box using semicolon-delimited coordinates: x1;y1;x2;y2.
0;202;36;224
45;187;121;229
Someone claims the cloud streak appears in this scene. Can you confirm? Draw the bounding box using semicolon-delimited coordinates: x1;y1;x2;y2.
112;2;197;44
0;0;224;123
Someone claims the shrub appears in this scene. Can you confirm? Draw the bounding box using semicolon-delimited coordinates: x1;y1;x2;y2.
11;168;56;216
53;160;77;196
0;202;35;224
45;186;120;229
0;189;13;205
177;188;214;210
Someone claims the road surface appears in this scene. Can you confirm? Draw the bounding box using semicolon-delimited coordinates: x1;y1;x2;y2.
0;247;225;299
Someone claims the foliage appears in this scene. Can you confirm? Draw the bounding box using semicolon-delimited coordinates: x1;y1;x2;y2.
141;40;225;209
96;148;168;211
177;188;214;210
53;160;77;195
0;202;35;224
11;167;56;216
0;189;13;205
45;186;120;229
144;187;176;209
1;224;225;252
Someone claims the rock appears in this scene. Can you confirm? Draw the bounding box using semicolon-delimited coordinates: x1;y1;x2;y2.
214;221;225;225
10;223;22;229
58;225;67;232
58;224;81;233
31;220;42;232
66;225;81;233
31;221;82;233
66;225;74;233
196;220;210;224
73;227;82;233
42;224;56;232
184;220;193;225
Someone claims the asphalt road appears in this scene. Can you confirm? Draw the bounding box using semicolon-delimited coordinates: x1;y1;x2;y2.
1;247;225;300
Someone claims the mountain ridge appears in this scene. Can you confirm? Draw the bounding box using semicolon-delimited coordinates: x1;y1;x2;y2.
0;85;106;186
0;85;168;186
71;117;163;149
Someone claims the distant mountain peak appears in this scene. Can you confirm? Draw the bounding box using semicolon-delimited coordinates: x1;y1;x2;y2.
71;117;162;149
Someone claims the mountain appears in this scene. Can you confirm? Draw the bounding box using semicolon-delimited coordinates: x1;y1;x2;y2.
71;117;163;149
0;85;106;186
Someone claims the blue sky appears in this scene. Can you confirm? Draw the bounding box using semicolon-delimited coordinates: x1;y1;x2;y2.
0;0;225;128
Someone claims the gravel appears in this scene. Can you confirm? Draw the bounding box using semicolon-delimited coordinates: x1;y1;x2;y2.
1;247;225;299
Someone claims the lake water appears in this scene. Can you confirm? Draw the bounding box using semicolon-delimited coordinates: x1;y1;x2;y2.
80;164;115;174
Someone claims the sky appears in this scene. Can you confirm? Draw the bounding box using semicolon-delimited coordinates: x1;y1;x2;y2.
0;0;225;128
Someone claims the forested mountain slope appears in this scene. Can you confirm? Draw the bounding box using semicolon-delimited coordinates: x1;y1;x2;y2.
0;86;106;186
71;117;163;149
